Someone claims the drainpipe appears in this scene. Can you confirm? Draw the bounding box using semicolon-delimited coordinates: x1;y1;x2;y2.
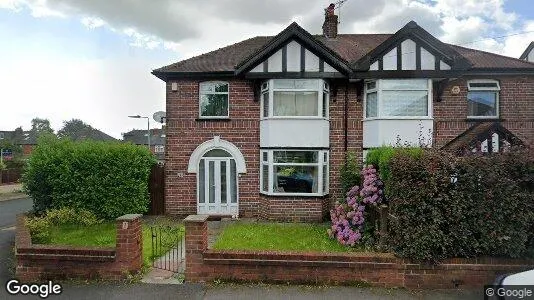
344;81;349;154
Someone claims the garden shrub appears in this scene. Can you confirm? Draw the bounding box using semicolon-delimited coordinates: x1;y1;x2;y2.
329;165;384;246
365;146;422;194
44;207;102;226
339;151;361;195
25;208;103;244
23;136;156;220
387;149;534;262
25;216;51;244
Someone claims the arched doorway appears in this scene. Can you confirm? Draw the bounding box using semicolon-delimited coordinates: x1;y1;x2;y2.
188;137;246;215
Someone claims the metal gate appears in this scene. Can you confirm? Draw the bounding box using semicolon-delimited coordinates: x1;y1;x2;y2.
151;225;185;273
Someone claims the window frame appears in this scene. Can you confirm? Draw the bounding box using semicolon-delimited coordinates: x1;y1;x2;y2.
259;149;329;197
466;79;500;119
363;79;433;120
260;79;329;120
198;81;230;119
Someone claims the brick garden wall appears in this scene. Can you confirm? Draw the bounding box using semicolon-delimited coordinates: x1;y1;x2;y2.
15;214;143;281
166;76;533;221
185;215;534;289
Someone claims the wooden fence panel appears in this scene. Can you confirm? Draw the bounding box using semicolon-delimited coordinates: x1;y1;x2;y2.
148;164;165;215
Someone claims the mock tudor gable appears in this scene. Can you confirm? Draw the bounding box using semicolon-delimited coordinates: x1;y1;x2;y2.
235;22;351;78
153;6;534;221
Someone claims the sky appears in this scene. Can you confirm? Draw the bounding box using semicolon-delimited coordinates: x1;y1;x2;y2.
0;0;533;139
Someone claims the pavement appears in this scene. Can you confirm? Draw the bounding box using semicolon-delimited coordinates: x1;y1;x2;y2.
0;197;483;299
0;184;27;203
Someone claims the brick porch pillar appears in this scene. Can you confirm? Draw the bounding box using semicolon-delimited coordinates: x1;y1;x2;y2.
115;214;143;274
184;214;209;282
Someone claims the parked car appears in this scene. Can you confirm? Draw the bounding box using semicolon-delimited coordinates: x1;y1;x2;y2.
492;269;534;299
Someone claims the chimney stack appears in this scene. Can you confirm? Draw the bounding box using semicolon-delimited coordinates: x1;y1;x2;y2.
322;3;338;38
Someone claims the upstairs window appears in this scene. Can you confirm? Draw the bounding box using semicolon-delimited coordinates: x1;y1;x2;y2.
261;79;329;118
199;81;229;118
467;80;500;118
364;79;431;118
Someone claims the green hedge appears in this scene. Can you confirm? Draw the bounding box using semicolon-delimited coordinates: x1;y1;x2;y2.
387;149;534;262
23;136;156;220
365;146;422;194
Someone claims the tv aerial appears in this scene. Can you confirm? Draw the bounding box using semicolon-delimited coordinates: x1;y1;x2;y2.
153;111;166;124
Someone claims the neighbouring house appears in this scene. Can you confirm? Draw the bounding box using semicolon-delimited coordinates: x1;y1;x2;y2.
152;5;533;221
122;128;166;162
2;128;117;156
520;42;534;62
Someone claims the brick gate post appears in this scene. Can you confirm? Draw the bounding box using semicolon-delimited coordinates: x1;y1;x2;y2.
184;214;209;282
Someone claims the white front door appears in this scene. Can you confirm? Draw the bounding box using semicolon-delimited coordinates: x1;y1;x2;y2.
198;158;238;215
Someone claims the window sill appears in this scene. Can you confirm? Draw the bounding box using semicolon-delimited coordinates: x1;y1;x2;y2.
260;117;329;121
363;117;433;121
260;192;329;198
195;118;231;122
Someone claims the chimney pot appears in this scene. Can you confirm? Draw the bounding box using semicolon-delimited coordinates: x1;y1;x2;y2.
323;4;338;38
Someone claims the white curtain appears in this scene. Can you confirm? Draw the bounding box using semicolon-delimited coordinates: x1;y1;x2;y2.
273;92;318;116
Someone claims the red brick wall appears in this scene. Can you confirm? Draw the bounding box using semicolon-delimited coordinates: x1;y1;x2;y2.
434;76;534;148
166;76;532;221
22;145;33;156
165;80;362;221
185;216;534;289
15;214;143;281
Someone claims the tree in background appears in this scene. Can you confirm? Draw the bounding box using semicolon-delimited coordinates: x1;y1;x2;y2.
57;119;93;140
30;118;54;137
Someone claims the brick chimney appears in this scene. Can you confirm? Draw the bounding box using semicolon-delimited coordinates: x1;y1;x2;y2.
322;3;338;38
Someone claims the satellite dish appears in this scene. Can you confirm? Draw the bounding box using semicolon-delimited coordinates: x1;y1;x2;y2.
153;111;166;124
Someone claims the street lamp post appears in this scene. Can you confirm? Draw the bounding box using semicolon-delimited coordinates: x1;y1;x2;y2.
128;115;151;150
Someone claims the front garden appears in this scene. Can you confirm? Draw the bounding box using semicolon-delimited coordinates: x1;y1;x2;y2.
20;136;182;275
212;146;534;263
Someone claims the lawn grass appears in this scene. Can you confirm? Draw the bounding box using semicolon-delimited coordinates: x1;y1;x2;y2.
212;222;362;252
46;220;184;268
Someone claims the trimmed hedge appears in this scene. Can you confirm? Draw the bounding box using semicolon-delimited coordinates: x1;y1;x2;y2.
365;146;423;196
23;136;156;220
387;149;534;262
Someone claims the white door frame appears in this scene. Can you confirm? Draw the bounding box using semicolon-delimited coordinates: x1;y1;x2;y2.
197;157;239;215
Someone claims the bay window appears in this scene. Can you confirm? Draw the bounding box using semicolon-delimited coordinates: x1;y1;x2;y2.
260;150;329;196
261;79;329;118
467;80;499;118
364;79;432;118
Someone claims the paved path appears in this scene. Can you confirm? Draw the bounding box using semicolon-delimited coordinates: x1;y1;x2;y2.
0;197;32;229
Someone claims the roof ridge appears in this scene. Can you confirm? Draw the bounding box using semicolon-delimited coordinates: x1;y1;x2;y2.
450;44;534;66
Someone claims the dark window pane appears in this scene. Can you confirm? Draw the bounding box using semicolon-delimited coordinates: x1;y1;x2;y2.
262;165;268;192
274;165;318;193
203;149;231;157
467;91;497;116
201;94;228;117
221;161;227;204
199;160;205;203
273;151;318;163
230;160;237;203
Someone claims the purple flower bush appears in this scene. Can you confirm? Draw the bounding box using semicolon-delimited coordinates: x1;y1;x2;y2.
328;165;384;246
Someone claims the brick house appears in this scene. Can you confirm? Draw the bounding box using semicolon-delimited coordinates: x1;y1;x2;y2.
152;8;534;222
